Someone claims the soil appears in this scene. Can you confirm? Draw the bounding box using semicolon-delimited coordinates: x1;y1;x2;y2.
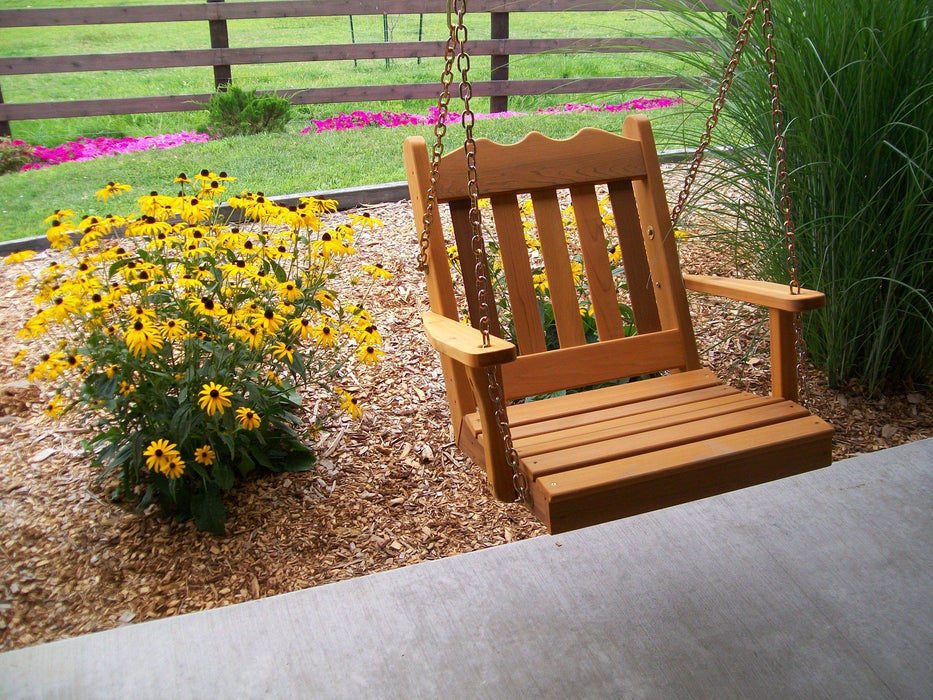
1;193;930;653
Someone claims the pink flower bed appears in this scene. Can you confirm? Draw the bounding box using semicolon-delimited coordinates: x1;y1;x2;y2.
19;132;214;171
300;97;684;134
13;97;683;171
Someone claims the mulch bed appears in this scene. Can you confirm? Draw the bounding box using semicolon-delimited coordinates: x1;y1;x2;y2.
1;192;930;653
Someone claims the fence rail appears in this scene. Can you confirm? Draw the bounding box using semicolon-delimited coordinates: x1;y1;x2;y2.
0;0;724;136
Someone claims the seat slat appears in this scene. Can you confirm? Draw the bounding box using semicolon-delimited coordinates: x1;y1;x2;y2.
531;188;587;348
507;384;739;441
532;416;835;533
514;392;776;458
490;193;548;355
463;368;722;436
524;400;812;477
570;184;627;341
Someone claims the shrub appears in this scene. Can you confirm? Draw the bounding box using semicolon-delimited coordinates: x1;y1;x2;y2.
7;171;390;532
205;85;292;137
0;138;38;174
660;0;933;392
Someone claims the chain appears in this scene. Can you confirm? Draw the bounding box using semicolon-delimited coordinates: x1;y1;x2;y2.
761;0;809;400
670;0;760;229
417;2;460;272
452;0;528;504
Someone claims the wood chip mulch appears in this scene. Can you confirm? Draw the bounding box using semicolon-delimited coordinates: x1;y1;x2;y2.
1;189;930;653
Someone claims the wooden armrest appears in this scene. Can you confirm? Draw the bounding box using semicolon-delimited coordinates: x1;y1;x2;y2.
682;274;825;312
422;311;517;368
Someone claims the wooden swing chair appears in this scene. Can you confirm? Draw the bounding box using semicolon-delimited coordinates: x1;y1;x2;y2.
403;0;833;534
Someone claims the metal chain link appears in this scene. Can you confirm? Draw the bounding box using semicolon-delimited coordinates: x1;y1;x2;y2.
669;0;810;403
417;2;460;272
761;0;809;401
455;0;529;504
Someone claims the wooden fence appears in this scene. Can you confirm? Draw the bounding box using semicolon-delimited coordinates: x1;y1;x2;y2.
0;0;725;137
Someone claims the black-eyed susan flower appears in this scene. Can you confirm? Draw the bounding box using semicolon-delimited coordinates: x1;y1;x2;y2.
44;394;65;418
311;323;337;347
143;438;179;472
336;388;362;420
350;211;383;229
3;250;36;265
162;457;186;480
161;318;187;341
124;319;163;358
194;444;216;466
95;181;132;201
276;280;303;302
198;381;233;416
235;406;261;431
271;341;295;364
361;263;392;279
288;316;314;340
253;308;285;334
356;343;385;365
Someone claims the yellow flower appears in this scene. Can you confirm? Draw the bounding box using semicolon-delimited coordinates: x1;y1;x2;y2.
162;457;186;480
336;388;363;420
276;280;303;302
288;316;314;340
356;344;385;365
271;342;295;364
253;308;285;334
674;229;690;241
311;323;337;347
118;381;134;396
198;381;233;416
44;394;65;418
161;318;187;341
143;438;179;472
235;406;261;431
608;244;622;264
301;196;338;214
194;444;216;466
95;182;132;201
3;250;36;265
350;211;383;229
124;318;163;358
361;263;393;279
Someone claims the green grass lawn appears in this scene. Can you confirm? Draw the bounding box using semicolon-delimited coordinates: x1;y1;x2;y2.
0;2;723;241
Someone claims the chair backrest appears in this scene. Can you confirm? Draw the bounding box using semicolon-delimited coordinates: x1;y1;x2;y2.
404;114;700;430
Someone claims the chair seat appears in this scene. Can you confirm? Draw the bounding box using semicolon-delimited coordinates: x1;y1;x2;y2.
461;369;834;533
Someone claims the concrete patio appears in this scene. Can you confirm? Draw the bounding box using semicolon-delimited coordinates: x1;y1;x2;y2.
2;438;931;698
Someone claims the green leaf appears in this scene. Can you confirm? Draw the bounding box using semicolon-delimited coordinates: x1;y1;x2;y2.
191;488;226;534
213;461;235;490
278;449;316;473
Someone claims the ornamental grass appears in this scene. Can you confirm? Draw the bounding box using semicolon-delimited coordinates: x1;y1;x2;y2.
5;170;391;533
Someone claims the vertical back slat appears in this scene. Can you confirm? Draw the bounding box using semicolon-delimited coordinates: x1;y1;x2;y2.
570;184;627;341
449;199;502;339
490;193;548;355
530;188;587;348
607;179;662;334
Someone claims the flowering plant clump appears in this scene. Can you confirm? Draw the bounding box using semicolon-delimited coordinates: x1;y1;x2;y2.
7;170;390;533
1;138;39;174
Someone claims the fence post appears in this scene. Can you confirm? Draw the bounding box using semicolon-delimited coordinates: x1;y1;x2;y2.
207;0;232;90
0;83;10;137
490;12;509;113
